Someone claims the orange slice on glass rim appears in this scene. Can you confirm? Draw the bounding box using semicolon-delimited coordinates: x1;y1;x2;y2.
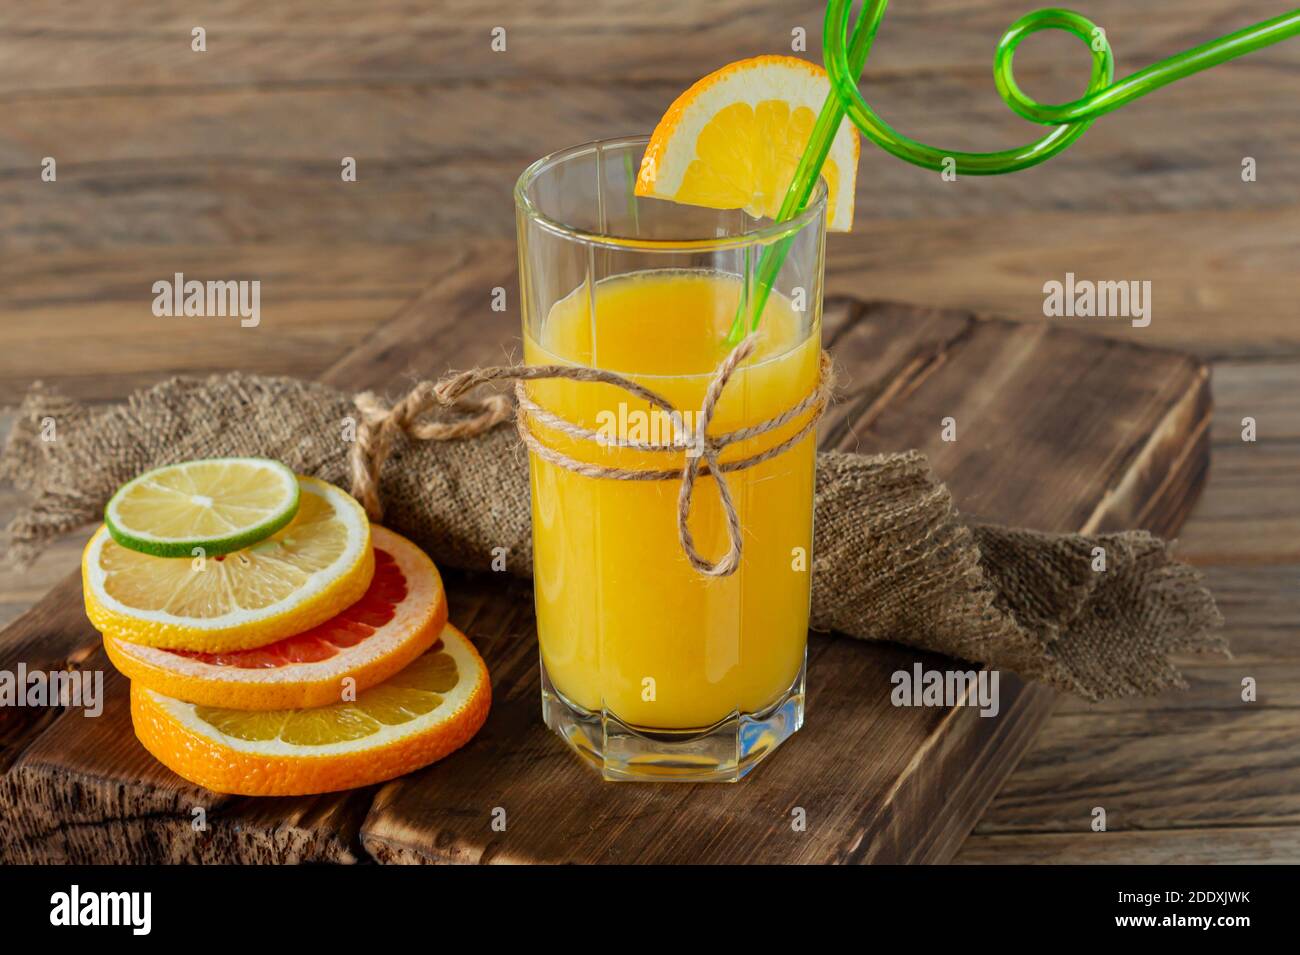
634;55;859;231
131;624;490;796
104;526;448;710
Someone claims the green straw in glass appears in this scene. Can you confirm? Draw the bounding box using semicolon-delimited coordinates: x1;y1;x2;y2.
726;1;1300;344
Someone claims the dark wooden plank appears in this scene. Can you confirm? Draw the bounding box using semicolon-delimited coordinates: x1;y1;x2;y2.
3;0;1291;102
1175;441;1300;565
1056;663;1300;714
970;708;1300;835
0;575;96;778
955;826;1300;865
4;82;1299;261
357;295;1209;864
823;306;1210;534
1209;361;1300;443
4;0;1299;290
0;0;819;92
1;644;368;864
1202;565;1300;663
823;211;1300;361
1173;361;1300;564
0;242;441;404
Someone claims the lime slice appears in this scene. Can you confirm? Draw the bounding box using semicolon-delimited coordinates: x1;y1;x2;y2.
104;458;300;557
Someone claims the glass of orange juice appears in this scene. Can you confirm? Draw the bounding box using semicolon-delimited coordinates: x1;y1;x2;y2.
514;137;826;781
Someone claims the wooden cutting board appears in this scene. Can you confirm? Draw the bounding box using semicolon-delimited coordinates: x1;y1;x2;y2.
0;273;1210;864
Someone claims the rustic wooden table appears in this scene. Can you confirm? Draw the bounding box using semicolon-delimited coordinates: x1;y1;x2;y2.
0;0;1296;863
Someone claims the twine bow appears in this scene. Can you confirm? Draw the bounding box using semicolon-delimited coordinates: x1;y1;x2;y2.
351;334;832;577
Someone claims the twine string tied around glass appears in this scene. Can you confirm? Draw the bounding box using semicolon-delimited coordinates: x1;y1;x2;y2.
350;334;833;577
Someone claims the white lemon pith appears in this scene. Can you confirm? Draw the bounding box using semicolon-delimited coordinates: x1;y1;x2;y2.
84;476;373;652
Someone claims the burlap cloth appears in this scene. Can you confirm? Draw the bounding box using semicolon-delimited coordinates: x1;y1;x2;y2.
1;373;1225;701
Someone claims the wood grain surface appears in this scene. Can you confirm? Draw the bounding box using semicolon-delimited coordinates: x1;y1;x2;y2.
0;291;1207;864
0;0;1296;863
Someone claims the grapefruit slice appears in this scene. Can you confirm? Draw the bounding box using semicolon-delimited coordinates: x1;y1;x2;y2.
104;526;447;710
131;624;491;796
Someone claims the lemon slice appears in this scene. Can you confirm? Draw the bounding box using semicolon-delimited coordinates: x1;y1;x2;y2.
130;625;491;795
635;55;859;231
105;457;300;557
84;476;373;652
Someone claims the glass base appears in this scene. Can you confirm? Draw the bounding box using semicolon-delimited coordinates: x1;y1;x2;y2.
540;653;806;782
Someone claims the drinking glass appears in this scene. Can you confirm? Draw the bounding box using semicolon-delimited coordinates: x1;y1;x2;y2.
515;136;826;781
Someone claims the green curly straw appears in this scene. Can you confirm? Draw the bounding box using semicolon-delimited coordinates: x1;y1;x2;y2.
726;2;1300;344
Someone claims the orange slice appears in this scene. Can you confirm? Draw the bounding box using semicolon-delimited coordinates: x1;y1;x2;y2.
84;476;373;653
635;55;859;231
104;526;448;710
131;624;491;796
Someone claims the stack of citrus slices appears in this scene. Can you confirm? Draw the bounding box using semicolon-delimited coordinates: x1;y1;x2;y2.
82;458;490;796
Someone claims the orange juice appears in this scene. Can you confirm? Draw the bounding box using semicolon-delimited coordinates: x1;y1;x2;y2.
524;269;819;729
